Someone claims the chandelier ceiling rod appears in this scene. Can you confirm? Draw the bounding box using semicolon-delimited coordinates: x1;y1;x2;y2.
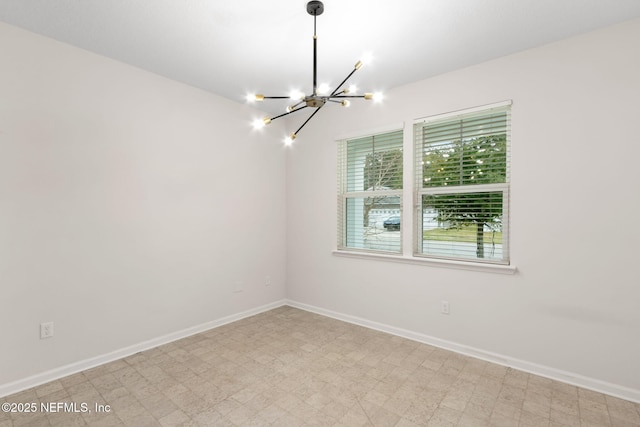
312;1;319;97
247;1;381;144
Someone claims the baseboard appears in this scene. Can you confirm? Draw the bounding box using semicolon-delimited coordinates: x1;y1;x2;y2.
0;300;287;398
285;299;640;404
5;299;638;404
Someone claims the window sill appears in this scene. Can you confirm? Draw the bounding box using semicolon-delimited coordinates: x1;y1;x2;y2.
332;250;517;275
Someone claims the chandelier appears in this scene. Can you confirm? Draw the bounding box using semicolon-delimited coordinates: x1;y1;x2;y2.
247;1;382;144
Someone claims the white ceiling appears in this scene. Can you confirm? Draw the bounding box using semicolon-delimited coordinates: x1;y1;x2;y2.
2;0;640;114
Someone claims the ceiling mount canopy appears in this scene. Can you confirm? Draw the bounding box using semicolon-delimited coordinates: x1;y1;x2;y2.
247;0;382;145
306;0;324;16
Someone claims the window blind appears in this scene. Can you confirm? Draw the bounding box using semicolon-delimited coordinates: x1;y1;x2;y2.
415;105;510;264
338;130;403;253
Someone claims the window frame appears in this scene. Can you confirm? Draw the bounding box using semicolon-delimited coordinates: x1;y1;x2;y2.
413;101;512;265
337;127;404;255
332;103;516;274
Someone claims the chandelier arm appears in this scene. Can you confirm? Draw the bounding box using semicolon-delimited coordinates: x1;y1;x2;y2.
328;95;367;99
270;106;308;122
262;96;291;100
293;104;325;137
329;67;359;97
289;100;305;110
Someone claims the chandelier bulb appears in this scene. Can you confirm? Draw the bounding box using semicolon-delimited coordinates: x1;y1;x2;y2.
364;92;383;102
354;60;363;70
289;90;304;100
341;100;350;107
284;133;296;146
317;83;330;95
252;117;271;130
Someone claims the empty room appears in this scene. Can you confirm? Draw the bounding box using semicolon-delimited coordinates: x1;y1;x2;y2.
1;1;639;426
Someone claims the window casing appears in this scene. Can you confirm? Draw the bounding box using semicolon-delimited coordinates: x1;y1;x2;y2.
338;130;403;253
414;103;511;264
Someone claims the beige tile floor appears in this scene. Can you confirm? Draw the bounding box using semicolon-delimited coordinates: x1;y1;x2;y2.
1;306;639;427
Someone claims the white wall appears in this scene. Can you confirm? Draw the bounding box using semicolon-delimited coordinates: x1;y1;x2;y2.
0;23;287;388
286;18;640;399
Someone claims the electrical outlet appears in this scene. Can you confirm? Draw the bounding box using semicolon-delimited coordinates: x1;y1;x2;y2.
265;276;271;286
40;322;54;339
441;301;450;315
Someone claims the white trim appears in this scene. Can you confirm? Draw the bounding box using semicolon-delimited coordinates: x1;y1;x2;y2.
285;300;640;404
0;300;287;398
333;249;517;274
334;122;405;142
414;100;512;124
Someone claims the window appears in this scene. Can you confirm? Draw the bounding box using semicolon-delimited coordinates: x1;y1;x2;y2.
338;129;403;253
414;103;511;264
